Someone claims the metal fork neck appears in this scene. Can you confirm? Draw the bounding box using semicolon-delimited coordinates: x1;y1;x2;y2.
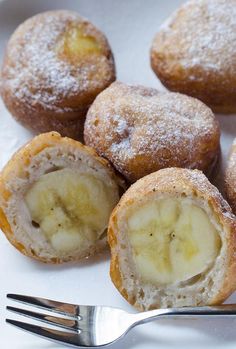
133;304;236;325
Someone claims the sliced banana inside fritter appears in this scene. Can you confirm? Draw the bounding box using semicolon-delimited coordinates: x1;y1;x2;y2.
108;168;236;310
25;169;117;253
56;26;103;63
0;132;122;263
128;198;221;285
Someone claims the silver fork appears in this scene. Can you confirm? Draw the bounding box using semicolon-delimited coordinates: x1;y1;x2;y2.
6;294;236;348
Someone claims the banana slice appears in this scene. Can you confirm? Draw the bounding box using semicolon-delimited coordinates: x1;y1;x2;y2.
25;169;117;253
0;132;123;263
56;26;103;63
128;198;221;285
108;168;236;310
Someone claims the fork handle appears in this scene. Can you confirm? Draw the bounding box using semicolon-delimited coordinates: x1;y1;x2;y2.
134;304;236;325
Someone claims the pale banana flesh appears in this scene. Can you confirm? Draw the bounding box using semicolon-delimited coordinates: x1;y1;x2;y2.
56;26;102;63
127;198;221;285
25;168;118;253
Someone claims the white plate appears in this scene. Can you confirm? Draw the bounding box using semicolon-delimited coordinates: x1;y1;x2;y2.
0;0;236;348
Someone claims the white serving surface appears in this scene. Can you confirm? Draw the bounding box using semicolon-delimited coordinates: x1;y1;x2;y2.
1;1;236;348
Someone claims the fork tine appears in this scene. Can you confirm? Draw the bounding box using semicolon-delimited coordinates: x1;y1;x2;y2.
7;306;79;332
7;294;78;318
6;319;84;348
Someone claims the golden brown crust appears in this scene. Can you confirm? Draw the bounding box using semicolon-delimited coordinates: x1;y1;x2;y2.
84;81;220;183
0;132;124;263
108;168;236;308
225;139;236;215
1;10;116;140
150;0;236;113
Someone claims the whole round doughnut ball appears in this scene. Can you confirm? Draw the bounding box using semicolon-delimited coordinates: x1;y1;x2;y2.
84;82;220;183
1;10;116;140
151;0;236;114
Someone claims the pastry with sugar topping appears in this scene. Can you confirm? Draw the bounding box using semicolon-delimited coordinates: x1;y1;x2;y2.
151;0;236;113
225;139;236;215
1;10;115;140
84;81;220;183
108;168;236;310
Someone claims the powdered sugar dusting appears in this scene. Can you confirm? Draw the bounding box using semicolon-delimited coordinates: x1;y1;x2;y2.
84;82;220;181
185;169;236;221
110;114;129;135
155;0;236;74
1;10;114;112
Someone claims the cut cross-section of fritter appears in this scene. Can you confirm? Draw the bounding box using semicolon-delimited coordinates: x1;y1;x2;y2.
108;168;236;310
127;198;221;285
0;132;123;263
